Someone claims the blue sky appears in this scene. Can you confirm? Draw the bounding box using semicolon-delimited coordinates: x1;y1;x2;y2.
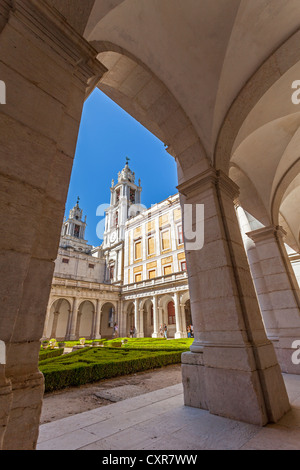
65;88;178;247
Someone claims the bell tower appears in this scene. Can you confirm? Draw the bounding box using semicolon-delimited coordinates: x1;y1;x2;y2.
102;159;142;284
60;197;91;253
103;158;142;248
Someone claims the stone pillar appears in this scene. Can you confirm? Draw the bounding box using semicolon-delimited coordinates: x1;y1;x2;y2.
173;291;183;338
42;303;52;339
180;303;188;338
152;295;159;338
139;308;145;338
134;299;139;337
0;0;106;450
246;224;300;374
178;168;290;425
68;298;79;341
94;300;102;340
50;311;59;339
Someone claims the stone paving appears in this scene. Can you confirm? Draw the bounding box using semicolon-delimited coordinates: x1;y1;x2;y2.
37;374;300;450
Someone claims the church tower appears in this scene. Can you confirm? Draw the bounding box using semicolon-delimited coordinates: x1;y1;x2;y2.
103;159;142;248
102;159;142;284
60;198;91;254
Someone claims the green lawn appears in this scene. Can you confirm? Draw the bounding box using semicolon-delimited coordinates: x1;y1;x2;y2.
39;337;193;393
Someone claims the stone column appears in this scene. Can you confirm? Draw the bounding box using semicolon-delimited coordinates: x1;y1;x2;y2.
173;291;183;338
152;295;159;338
180;303;188;338
178;168;290;425
139;308;145;338
68;298;79;340
50;311;59;339
0;0;106;450
94;300;102;340
42;303;52;339
246;224;300;374
158;306;164;330
134;299;139;337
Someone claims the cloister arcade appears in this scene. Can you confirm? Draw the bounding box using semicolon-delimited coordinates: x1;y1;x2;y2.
123;292;191;339
0;0;300;450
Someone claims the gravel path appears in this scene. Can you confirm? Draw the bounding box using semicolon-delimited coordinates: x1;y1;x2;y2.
40;364;182;425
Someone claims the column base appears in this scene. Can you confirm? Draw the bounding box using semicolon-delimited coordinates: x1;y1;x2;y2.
3;371;44;450
0;379;12;449
182;351;208;410
93;335;102;340
182;346;291;426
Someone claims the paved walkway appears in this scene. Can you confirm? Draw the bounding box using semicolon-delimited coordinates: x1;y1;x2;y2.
37;373;300;450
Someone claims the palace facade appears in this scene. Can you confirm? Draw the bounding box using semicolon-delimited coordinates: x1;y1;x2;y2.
43;161;191;340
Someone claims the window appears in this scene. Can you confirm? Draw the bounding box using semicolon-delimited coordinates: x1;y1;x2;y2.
167;301;176;324
130;188;135;204
88;263;95;269
148;269;156;279
134;241;142;260
163;265;172;276
74;224;80;238
161;229;170;251
115;211;119;227
109;264;115;280
135;273;142;283
62;258;69;264
177;224;184;245
181;261;187;271
147;236;155;256
116;189;120;203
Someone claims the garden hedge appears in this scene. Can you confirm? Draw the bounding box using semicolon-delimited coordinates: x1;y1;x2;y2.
39;348;64;361
40;347;183;393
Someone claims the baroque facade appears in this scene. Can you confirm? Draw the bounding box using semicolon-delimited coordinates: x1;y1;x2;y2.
44;161;191;341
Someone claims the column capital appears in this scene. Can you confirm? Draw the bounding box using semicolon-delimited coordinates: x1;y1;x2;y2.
10;0;107;90
246;225;287;243
177;168;239;200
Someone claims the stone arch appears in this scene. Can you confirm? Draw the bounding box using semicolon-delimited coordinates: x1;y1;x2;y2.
158;294;176;338
77;300;95;339
214;29;300;175
124;301;135;337
272;160;300;228
100;302;117;338
46;298;71;340
90;42;210;185
142;298;154;338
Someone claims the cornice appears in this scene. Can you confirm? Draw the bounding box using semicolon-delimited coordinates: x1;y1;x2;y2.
177;168;239;201
9;0;107;87
246;225;286;243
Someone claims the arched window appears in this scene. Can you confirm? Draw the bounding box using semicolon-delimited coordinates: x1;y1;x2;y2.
167;301;176;324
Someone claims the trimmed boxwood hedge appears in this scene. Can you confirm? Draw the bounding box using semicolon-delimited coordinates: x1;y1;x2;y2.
40;347;183;393
39;348;64;361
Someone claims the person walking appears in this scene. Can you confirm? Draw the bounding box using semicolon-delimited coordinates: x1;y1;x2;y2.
113;322;119;338
164;324;168;339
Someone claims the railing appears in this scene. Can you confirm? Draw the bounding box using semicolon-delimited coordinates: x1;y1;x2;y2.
52;275;121;292
122;270;188;292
